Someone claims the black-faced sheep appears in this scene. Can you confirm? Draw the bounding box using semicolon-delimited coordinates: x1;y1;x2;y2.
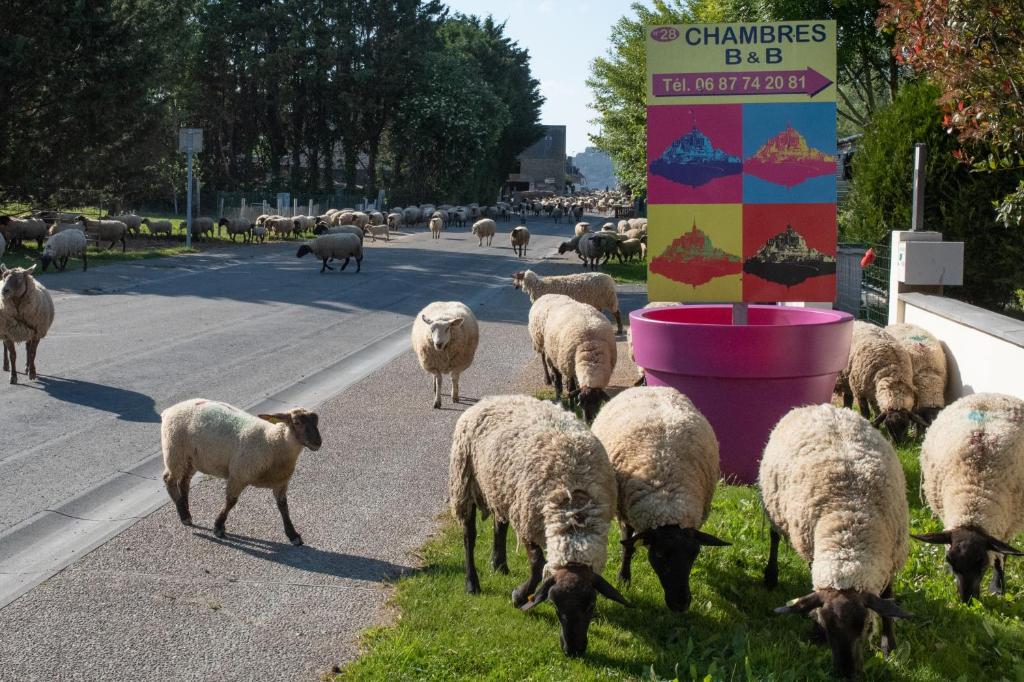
542;298;616;422
509;225;530;258
296;233;363;273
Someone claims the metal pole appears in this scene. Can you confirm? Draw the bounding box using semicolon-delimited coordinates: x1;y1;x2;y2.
186;149;193;249
732;302;748;325
911;143;926;231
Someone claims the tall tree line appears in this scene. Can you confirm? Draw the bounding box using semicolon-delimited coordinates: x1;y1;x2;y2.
0;0;544;206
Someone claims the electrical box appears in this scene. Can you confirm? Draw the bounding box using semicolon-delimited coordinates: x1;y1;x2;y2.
896;240;964;286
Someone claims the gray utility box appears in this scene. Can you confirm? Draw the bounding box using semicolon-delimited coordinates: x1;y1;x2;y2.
896;239;964;286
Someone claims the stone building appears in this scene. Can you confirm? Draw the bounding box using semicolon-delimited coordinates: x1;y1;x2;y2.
506;125;566;195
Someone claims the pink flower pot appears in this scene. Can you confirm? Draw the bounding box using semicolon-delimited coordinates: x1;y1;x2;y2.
630;305;853;483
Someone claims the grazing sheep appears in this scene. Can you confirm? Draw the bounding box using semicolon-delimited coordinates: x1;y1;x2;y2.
760;404;912;679
160;399;322;544
140;218;174;237
578;232;616;271
0;216;47;249
76;216;127;252
509;225;530;258
296;233;363;273
429;216;443;240
292;215;317;234
40;229;87;272
218;217;253;243
592;387;728;611
616;238;643;263
412;301;479;409
558;234;585;263
543;298;617;423
512;269;622;334
47;222;82;236
105;213;142;236
913;392;1024;603
624;228;646;241
527;293;576;386
885;323;948;424
402;206;421;227
574;222;591;237
0;264;55;384
449;394;628;657
471;218;496;246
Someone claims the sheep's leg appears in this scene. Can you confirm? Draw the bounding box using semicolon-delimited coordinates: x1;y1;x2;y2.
618;523;636;584
339;256;351;271
432;373;442;409
355;255;361;273
551;367;563;403
856;393;871;417
879;582;897;655
451;371;461;404
990;555;1006;595
273;484;303;546
25;339;39;380
82;249;87;271
764;526;780;589
491;519;509;574
613;310;623;334
5;341;17;384
463;506;481;594
511;543;545;607
842;387;853;409
540;351;552;385
163;468;193;526
2;344;7;373
213;481;245;538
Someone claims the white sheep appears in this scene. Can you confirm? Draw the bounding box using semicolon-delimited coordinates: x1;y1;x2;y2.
77;216;127;252
760;404;912;679
509;225;530;258
40;229;87;272
448;394;628;657
296;233;363;273
527;293;576;386
186;216;216;241
412;301;479;408
363;222;390;242
160;398;322;544
217;218;253;243
574;222;591;237
543;298;617;423
429;216;443;240
106;213;142;236
913;392;1024;603
0;265;55;384
471;218;496;246
512;269;622;334
140;218;173;237
591;387;728;611
48;221;83;236
0;216;47;249
885;322;948;424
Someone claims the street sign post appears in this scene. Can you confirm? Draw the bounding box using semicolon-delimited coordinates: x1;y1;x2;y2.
179;129;203;248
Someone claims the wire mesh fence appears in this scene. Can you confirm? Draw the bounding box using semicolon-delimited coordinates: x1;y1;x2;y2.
859;241;890;325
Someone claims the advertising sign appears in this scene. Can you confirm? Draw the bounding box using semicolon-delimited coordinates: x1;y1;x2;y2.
646;22;837;302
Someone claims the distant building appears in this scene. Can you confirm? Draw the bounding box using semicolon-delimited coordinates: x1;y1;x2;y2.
571;146;619;190
506;125;566;195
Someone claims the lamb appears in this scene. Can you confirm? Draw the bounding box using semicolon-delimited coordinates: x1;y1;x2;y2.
838;321;921;443
218;217;253;243
912;392;1024;603
429;216;443;240
0;216;47;249
616;238;643;263
885;323;948;424
512;269;622;334
105;213;142;236
627;302;680;385
760;404;912;679
411;301;479;408
542;298;617;423
509;225;530;258
160;399;322;544
40;229;87;272
296;233;363;273
0;265;55;384
471;218;496;246
591;387;729;611
527;293;576;385
363;222;390;242
251;224;267;244
76;216;127;252
448;394;629;657
140;218;173;237
574;222;590;237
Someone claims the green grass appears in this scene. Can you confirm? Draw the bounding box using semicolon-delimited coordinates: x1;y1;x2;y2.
337;442;1024;681
605;260;648;285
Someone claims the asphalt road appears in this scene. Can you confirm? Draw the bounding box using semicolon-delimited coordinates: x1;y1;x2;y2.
0;214;647;680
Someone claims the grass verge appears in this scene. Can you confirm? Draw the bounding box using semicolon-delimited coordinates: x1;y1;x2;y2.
337;443;1024;681
604;260;648;285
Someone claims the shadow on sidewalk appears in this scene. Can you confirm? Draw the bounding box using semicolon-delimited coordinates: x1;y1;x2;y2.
30;374;161;422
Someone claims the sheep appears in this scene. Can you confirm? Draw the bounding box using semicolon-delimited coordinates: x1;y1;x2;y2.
912;392;1024;603
218;217;253;243
402;206;421;227
453;207;468;228
160;398;322;544
591;386;729;611
628;217;648;231
624;228;646;241
189;216;216;241
292;215;317;234
471;218;496;246
351;211;370;229
412;301;479;409
600;222;616;232
885;323;948;425
47;221;82;236
296;233;363;273
543;298;617;423
574;222;590;237
265;216;296;238
429;216;443;240
512;269;622;334
0;216;47;249
140;218;173;237
0;264;55;384
448;394;629;657
617;219;629;234
368;211;385;226
551;206;563;223
527;293;576;386
509;225;530;258
760;404;912;679
314;223;364;243
40;229;87;272
616;238;643;263
578;232;616;271
838;321;921;444
76;216;127;252
105;213;142;236
386;212;402;230
363;222;390;242
558;234;585;263
251;225;267;244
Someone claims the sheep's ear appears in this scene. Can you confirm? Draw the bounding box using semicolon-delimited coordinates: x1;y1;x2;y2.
519;577;555;612
689;529;731;547
257;413;291;425
871;413;886;428
25;264;36;274
864;593;913;619
420;314;432;325
984;534;1024;556
450;317;464;328
594;574;631;607
774;592;823;615
909;411;930;428
911;531;952;545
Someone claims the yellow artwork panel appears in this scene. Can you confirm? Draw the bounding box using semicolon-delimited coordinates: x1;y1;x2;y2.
647;204;743;302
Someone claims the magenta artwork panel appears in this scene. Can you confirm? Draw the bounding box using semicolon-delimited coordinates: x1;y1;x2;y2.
647;104;743;205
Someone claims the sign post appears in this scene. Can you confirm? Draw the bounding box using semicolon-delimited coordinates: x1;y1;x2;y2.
178;128;203;248
646;22;838;307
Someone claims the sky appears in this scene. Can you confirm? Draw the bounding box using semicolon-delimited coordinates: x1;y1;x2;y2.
443;0;636;157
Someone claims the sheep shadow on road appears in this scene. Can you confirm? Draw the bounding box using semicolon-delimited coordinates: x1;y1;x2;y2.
31;374;161;422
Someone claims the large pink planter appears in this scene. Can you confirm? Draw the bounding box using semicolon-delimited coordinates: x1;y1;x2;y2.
630;305;853;483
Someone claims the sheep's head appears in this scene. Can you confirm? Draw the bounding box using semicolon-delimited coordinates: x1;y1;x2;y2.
0;265;36;301
622;526;729;612
259;408;322;451
218;217;229;227
912;526;1023;603
916;406;942;426
421;315;463;351
574;387;610;423
296;244;314;258
520;563;629;657
313;222;328;235
39;246;56;272
774;588;912;678
871;409;927;444
511;271;526;289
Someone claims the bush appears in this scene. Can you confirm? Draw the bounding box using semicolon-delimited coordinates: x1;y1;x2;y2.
843;81;1024;313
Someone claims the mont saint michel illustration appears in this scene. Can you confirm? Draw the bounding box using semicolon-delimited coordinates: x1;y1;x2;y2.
744;125;836;188
743;224;837;286
650;220;742;287
649;127;742;188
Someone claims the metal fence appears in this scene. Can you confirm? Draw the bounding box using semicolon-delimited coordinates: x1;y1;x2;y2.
859;241;890;325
